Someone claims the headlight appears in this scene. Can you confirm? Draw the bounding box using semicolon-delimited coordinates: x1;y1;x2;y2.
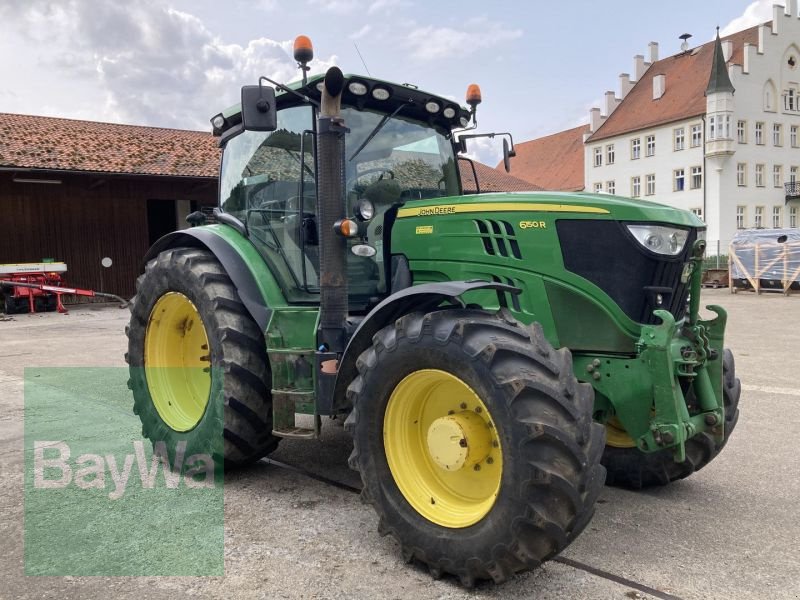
348;81;368;96
626;224;689;256
354;198;375;221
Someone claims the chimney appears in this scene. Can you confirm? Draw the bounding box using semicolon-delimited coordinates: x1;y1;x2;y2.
589;107;602;132
743;42;754;73
722;40;733;62
633;54;646;80
648;41;659;63
604;91;620;116
653;74;666;100
619;73;634;98
773;4;783;33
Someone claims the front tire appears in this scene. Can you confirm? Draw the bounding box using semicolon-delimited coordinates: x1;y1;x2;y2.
602;348;741;489
126;247;279;467
346;309;605;586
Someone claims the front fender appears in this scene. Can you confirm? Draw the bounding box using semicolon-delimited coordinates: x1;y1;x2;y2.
143;226;282;332
330;280;519;412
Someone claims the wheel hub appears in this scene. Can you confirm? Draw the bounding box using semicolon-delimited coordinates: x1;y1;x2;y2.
383;369;503;528
426;412;491;471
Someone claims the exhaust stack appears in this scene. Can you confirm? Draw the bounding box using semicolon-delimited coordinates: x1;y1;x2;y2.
317;66;349;355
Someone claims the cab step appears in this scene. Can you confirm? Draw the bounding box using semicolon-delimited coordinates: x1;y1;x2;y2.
271;390;321;439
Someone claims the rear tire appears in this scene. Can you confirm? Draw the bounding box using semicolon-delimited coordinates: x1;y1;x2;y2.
126;246;279;467
346;309;606;586
602;348;740;489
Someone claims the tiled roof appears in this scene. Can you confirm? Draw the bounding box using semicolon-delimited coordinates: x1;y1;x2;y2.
587;25;759;142
0;113;218;177
462;160;542;193
0;112;538;194
498;125;588;191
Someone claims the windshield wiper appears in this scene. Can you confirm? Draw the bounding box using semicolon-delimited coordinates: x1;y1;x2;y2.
349;103;409;162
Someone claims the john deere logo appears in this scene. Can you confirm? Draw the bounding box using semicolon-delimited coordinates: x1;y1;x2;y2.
520;220;547;229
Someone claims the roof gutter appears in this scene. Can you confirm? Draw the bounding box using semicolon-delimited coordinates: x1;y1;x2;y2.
0;166;216;181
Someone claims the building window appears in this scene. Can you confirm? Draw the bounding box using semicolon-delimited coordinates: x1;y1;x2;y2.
737;163;747;186
645;174;655;195
790;206;798;228
594;182;603;193
755;205;764;228
773;205;782;228
774;165;783;187
593;147;602;167
690;165;703;189
709;114;731;140
606;144;615;165
631;138;641;159
690;124;702;147
736;206;746;229
674;127;685;151
755;164;765;187
792;166;798;183
755;122;764;145
631;176;641;197
792;125;798;147
737;120;747;143
645;135;655;157
773;123;783;146
674;168;685;191
691;207;704;221
785;87;798;111
606;180;615;195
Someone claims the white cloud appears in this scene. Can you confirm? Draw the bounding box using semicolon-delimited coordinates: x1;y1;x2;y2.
405;17;522;62
721;0;776;36
368;0;411;14
457;135;502;167
306;0;359;14
0;0;337;129
349;24;372;40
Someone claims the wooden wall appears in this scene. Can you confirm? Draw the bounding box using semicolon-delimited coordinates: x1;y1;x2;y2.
0;172;216;299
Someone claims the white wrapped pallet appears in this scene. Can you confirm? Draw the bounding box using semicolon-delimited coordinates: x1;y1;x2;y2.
729;229;800;294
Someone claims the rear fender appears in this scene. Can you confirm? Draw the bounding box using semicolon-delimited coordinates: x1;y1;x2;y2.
143;227;275;332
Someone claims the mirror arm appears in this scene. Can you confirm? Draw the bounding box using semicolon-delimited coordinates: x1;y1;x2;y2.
259;76;320;108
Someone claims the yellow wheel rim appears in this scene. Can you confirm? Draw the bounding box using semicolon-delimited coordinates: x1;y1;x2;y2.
383;369;503;528
144;292;211;432
605;416;637;448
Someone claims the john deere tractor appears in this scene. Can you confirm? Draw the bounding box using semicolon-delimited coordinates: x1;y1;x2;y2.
126;37;740;586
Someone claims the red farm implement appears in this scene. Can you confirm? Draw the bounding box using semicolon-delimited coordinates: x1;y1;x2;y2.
0;263;127;314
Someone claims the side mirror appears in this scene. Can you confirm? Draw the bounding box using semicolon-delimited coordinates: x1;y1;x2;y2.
502;138;512;172
241;85;278;132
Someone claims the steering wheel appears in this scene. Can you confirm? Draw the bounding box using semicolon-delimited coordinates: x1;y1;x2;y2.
355;168;395;183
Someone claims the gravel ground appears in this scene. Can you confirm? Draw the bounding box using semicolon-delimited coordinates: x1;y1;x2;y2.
0;288;798;599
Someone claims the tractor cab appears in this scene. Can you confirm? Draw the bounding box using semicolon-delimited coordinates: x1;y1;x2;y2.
213;72;471;311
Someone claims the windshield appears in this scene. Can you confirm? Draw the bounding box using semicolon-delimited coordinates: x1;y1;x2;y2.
343;107;460;201
219;103;459;306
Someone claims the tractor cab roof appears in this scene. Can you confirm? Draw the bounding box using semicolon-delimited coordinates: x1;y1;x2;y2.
212;73;471;138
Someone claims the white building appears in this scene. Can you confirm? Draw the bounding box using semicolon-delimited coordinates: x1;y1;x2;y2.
581;4;800;251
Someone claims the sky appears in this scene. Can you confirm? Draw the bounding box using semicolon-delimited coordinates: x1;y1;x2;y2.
0;0;780;165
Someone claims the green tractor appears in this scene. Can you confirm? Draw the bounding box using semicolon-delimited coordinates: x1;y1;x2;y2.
126;37;740;586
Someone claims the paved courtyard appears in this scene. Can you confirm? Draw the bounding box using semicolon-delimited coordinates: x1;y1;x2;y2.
0;288;798;599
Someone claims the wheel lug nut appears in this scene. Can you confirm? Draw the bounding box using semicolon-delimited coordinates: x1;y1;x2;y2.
473;464;481;471
486;457;494;464
460;403;467;409
474;406;482;413
448;410;455;415
492;441;499;448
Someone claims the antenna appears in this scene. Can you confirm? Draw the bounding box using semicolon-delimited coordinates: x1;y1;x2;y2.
679;33;692;53
353;42;372;77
